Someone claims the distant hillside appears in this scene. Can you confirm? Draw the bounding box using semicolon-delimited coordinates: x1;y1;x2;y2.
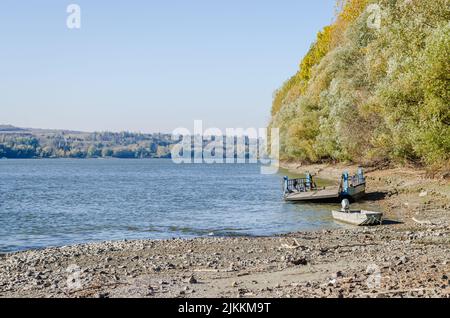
0;125;25;132
270;0;449;169
0;126;174;159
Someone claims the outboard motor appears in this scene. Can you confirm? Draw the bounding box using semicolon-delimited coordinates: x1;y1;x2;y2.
341;199;350;212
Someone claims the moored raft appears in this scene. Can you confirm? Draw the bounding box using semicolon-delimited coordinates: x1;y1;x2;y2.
283;168;366;202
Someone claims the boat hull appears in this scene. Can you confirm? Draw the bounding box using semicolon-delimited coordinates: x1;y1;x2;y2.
332;210;383;226
284;187;340;202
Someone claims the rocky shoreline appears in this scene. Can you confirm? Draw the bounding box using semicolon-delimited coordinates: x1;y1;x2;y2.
1;164;449;298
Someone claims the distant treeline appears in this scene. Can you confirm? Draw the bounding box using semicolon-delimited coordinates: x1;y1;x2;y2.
0;127;265;160
0;130;174;159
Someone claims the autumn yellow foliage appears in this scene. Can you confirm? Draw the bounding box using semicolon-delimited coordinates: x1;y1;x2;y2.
269;0;450;168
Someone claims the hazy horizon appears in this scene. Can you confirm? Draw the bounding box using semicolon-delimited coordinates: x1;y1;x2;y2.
1;0;336;133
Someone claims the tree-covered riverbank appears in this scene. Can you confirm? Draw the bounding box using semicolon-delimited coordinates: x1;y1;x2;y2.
269;0;449;170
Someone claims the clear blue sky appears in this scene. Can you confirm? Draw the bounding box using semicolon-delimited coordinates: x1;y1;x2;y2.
0;0;336;133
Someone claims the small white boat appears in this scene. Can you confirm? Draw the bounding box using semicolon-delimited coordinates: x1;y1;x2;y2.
332;200;383;226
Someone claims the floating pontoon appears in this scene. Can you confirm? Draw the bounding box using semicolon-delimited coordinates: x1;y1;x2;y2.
283;168;366;202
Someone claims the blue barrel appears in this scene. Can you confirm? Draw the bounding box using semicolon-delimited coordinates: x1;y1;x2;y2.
306;173;311;190
283;176;289;193
358;168;365;183
342;172;349;194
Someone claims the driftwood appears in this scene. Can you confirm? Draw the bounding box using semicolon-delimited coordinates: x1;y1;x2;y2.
280;238;304;249
320;242;380;252
193;269;220;273
67;281;131;295
0;281;131;297
412;217;433;226
193;268;236;273
361;287;435;296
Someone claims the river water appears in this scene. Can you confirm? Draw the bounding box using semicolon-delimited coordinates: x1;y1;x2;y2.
0;159;347;252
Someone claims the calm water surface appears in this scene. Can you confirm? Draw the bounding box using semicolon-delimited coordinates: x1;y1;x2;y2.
0;159;351;252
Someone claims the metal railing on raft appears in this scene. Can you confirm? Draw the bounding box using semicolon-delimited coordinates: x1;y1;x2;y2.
283;173;316;193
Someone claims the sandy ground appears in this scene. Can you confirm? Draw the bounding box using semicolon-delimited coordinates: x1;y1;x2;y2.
0;163;449;298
